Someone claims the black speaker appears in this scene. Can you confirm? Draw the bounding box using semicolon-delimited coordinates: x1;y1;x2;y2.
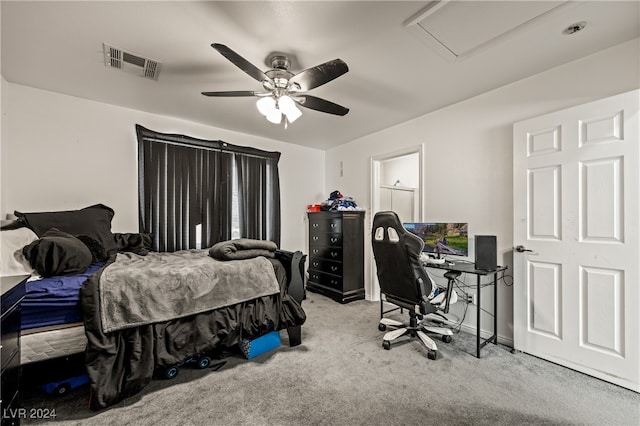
475;235;497;271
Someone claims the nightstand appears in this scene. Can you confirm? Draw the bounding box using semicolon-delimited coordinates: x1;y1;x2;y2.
1;275;28;426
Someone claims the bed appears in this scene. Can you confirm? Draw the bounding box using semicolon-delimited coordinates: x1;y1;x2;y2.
0;204;307;409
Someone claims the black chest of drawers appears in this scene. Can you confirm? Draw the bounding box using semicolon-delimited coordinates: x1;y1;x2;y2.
1;275;27;426
307;211;365;303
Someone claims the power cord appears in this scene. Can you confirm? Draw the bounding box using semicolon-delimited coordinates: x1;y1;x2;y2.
499;271;514;287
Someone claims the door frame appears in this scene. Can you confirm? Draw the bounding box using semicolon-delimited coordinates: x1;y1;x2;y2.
369;145;424;300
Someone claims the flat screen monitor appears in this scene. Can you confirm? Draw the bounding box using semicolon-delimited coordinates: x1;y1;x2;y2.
403;222;468;257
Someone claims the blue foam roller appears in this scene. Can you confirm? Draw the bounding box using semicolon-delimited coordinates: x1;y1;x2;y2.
240;331;281;359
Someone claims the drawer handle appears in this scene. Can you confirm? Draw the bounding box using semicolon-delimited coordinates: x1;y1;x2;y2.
330;237;338;244
331;280;338;285
313;236;319;241
331;252;338;258
330;266;338;272
312;223;319;228
330;223;337;228
313;249;320;254
313;262;319;267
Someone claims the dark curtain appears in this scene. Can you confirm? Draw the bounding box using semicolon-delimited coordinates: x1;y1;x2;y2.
236;153;281;246
136;125;281;252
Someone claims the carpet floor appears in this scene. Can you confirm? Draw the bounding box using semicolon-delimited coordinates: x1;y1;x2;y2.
20;291;640;425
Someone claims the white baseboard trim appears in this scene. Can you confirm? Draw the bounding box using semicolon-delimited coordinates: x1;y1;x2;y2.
458;322;514;348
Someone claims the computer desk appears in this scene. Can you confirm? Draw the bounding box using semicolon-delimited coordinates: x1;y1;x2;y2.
424;261;507;358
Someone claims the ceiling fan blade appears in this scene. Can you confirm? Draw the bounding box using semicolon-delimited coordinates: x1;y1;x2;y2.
201;91;259;97
211;43;273;86
289;59;348;91
296;95;349;116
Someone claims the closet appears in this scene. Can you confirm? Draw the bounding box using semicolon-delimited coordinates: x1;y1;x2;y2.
378;184;417;223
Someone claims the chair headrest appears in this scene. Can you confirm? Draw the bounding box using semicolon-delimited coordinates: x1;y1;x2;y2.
372;211;424;253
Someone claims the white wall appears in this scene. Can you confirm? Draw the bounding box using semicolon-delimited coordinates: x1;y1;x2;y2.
1;76;7;219
0;7;4;220
326;38;640;344
2;84;325;253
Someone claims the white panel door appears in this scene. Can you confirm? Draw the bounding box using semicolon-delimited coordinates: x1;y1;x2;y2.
513;89;639;392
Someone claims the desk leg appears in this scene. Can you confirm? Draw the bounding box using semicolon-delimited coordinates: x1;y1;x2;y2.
476;274;481;358
493;272;498;347
476;272;500;358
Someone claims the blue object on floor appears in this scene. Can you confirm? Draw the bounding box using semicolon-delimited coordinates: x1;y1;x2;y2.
240;331;281;359
40;374;89;395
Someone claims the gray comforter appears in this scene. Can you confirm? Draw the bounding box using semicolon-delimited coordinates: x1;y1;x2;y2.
209;238;277;260
99;250;280;333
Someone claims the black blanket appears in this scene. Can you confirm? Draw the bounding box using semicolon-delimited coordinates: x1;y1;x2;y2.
80;252;306;409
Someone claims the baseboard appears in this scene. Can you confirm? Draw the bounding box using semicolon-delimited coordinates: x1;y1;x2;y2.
458;322;513;348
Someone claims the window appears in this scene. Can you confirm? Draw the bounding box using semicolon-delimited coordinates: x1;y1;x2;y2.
136;125;281;252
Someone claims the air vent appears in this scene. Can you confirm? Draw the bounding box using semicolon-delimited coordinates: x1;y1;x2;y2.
103;43;162;80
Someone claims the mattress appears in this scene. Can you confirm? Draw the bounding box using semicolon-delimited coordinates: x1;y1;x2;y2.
20;264;102;364
22;263;103;330
20;323;86;364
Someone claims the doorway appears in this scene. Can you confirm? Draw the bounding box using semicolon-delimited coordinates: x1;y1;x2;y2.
370;146;423;300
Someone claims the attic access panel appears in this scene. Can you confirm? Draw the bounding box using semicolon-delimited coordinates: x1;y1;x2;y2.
405;0;569;62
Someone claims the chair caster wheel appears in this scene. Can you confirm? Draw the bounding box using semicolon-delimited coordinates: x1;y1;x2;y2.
442;335;452;343
427;351;437;360
382;340;391;350
378;323;387;331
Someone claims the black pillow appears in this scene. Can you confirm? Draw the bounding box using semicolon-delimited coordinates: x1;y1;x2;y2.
76;235;109;262
14;204;116;253
113;232;154;256
22;228;93;277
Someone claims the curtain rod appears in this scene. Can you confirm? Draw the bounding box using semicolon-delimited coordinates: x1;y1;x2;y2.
135;123;281;161
141;137;280;161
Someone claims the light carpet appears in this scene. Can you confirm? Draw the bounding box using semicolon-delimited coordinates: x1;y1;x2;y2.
21;291;640;425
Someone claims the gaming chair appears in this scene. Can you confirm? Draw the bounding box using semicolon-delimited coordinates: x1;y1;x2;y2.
371;211;453;360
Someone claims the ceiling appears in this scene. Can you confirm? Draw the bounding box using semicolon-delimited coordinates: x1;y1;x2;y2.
2;1;638;150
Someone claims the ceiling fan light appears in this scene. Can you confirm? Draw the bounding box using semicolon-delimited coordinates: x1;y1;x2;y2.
279;95;302;123
266;109;282;124
256;96;276;116
284;104;302;123
278;95;295;113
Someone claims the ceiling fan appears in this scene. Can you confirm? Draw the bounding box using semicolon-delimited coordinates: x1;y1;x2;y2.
202;43;349;126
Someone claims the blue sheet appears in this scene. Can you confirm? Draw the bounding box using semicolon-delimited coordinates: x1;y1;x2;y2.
21;306;84;329
22;263;103;330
